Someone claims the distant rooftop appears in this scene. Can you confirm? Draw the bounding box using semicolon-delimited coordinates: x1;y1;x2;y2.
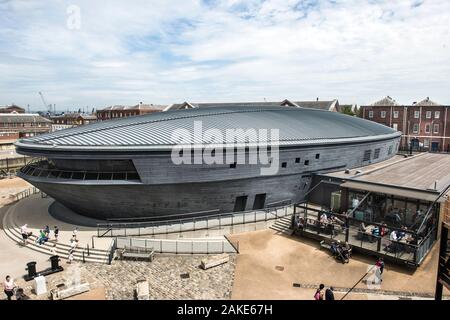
0;113;51;123
413;97;442;106
165;99;339;112
99;103;166;111
367;96;447;107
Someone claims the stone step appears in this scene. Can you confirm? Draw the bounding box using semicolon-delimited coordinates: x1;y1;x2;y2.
3;226;109;264
10;227;109;255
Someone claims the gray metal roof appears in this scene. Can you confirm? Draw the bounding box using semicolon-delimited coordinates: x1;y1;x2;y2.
15;105;400;152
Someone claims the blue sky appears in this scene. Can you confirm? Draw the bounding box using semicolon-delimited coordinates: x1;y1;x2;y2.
0;0;449;111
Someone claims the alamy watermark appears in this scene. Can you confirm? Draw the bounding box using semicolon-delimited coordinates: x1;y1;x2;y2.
66;5;81;30
170;121;280;175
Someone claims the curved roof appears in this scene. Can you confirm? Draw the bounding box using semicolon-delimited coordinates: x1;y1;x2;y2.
15;106;400;153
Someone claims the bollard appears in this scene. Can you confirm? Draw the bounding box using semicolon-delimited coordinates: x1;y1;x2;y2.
26;261;37;279
50;255;61;270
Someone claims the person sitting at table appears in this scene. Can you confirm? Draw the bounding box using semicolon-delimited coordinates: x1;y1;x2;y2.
380;222;388;237
370;225;380;242
388;230;399;252
320;213;329;226
397;227;407;241
359;222;367;232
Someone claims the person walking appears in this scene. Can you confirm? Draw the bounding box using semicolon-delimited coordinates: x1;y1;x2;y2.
54;226;59;242
3;276;16;300
67;250;74;264
325;287;335;300
72;227;78;241
375;257;385;283
314;284;325;300
20;224;31;246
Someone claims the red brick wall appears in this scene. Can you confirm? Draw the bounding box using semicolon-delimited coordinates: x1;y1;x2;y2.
361;105;450;152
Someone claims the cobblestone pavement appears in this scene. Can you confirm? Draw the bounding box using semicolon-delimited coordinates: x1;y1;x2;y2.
4;254;236;300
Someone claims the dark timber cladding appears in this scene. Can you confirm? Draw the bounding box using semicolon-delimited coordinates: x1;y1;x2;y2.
15;105;401;220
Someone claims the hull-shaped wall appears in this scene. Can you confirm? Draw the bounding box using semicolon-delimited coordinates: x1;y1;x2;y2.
19;136;400;220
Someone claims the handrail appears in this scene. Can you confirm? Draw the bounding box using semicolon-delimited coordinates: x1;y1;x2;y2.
96;203;294;237
97;204;291;229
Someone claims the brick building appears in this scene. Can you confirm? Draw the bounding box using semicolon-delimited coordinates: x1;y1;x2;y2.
51;113;97;132
360;96;450;152
0;104;26;114
0;113;51;138
96;102;165;121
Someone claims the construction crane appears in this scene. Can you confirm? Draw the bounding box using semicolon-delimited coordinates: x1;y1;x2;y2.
38;91;53;113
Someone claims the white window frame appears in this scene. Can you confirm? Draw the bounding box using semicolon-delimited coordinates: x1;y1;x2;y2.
381;111;386;118
434;123;439;134
414;111;420;119
424;139;430;148
413;123;419;133
435;111;440;119
393;111;399;119
393;123;398;130
426;111;431;119
368;111;373;118
425;124;430;134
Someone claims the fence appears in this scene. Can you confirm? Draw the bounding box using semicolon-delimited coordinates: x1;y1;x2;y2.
294;204;437;266
97;204;294;238
14;187;41;201
115;236;238;255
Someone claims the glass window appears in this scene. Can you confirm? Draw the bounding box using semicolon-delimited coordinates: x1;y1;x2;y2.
414;111;420;118
413;123;419;133
435;111;440;119
393;111;399;118
434;123;439;134
381;111;386;118
425;124;430;133
368;111;373;118
426;111;431;119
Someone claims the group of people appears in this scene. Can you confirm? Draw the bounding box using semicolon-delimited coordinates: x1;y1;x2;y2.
35;225;59;245
314;284;335;300
20;224;59;246
330;240;352;263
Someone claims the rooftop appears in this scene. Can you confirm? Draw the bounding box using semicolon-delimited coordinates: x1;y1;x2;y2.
15;105;399;152
166;99;338;112
321;153;450;201
0;113;52;123
99;104;166;111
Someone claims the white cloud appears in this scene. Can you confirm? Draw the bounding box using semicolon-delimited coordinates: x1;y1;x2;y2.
0;0;449;110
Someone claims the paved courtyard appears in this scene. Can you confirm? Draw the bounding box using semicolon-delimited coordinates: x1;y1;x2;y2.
3;254;236;300
229;229;450;300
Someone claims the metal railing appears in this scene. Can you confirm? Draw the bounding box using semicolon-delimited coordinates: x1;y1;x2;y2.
15;187;41;201
293;205;437;266
19;160;140;181
115;236;238;254
97;204;294;238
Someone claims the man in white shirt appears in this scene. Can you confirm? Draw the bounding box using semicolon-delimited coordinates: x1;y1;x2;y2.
390;230;398;241
389;230;398;252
